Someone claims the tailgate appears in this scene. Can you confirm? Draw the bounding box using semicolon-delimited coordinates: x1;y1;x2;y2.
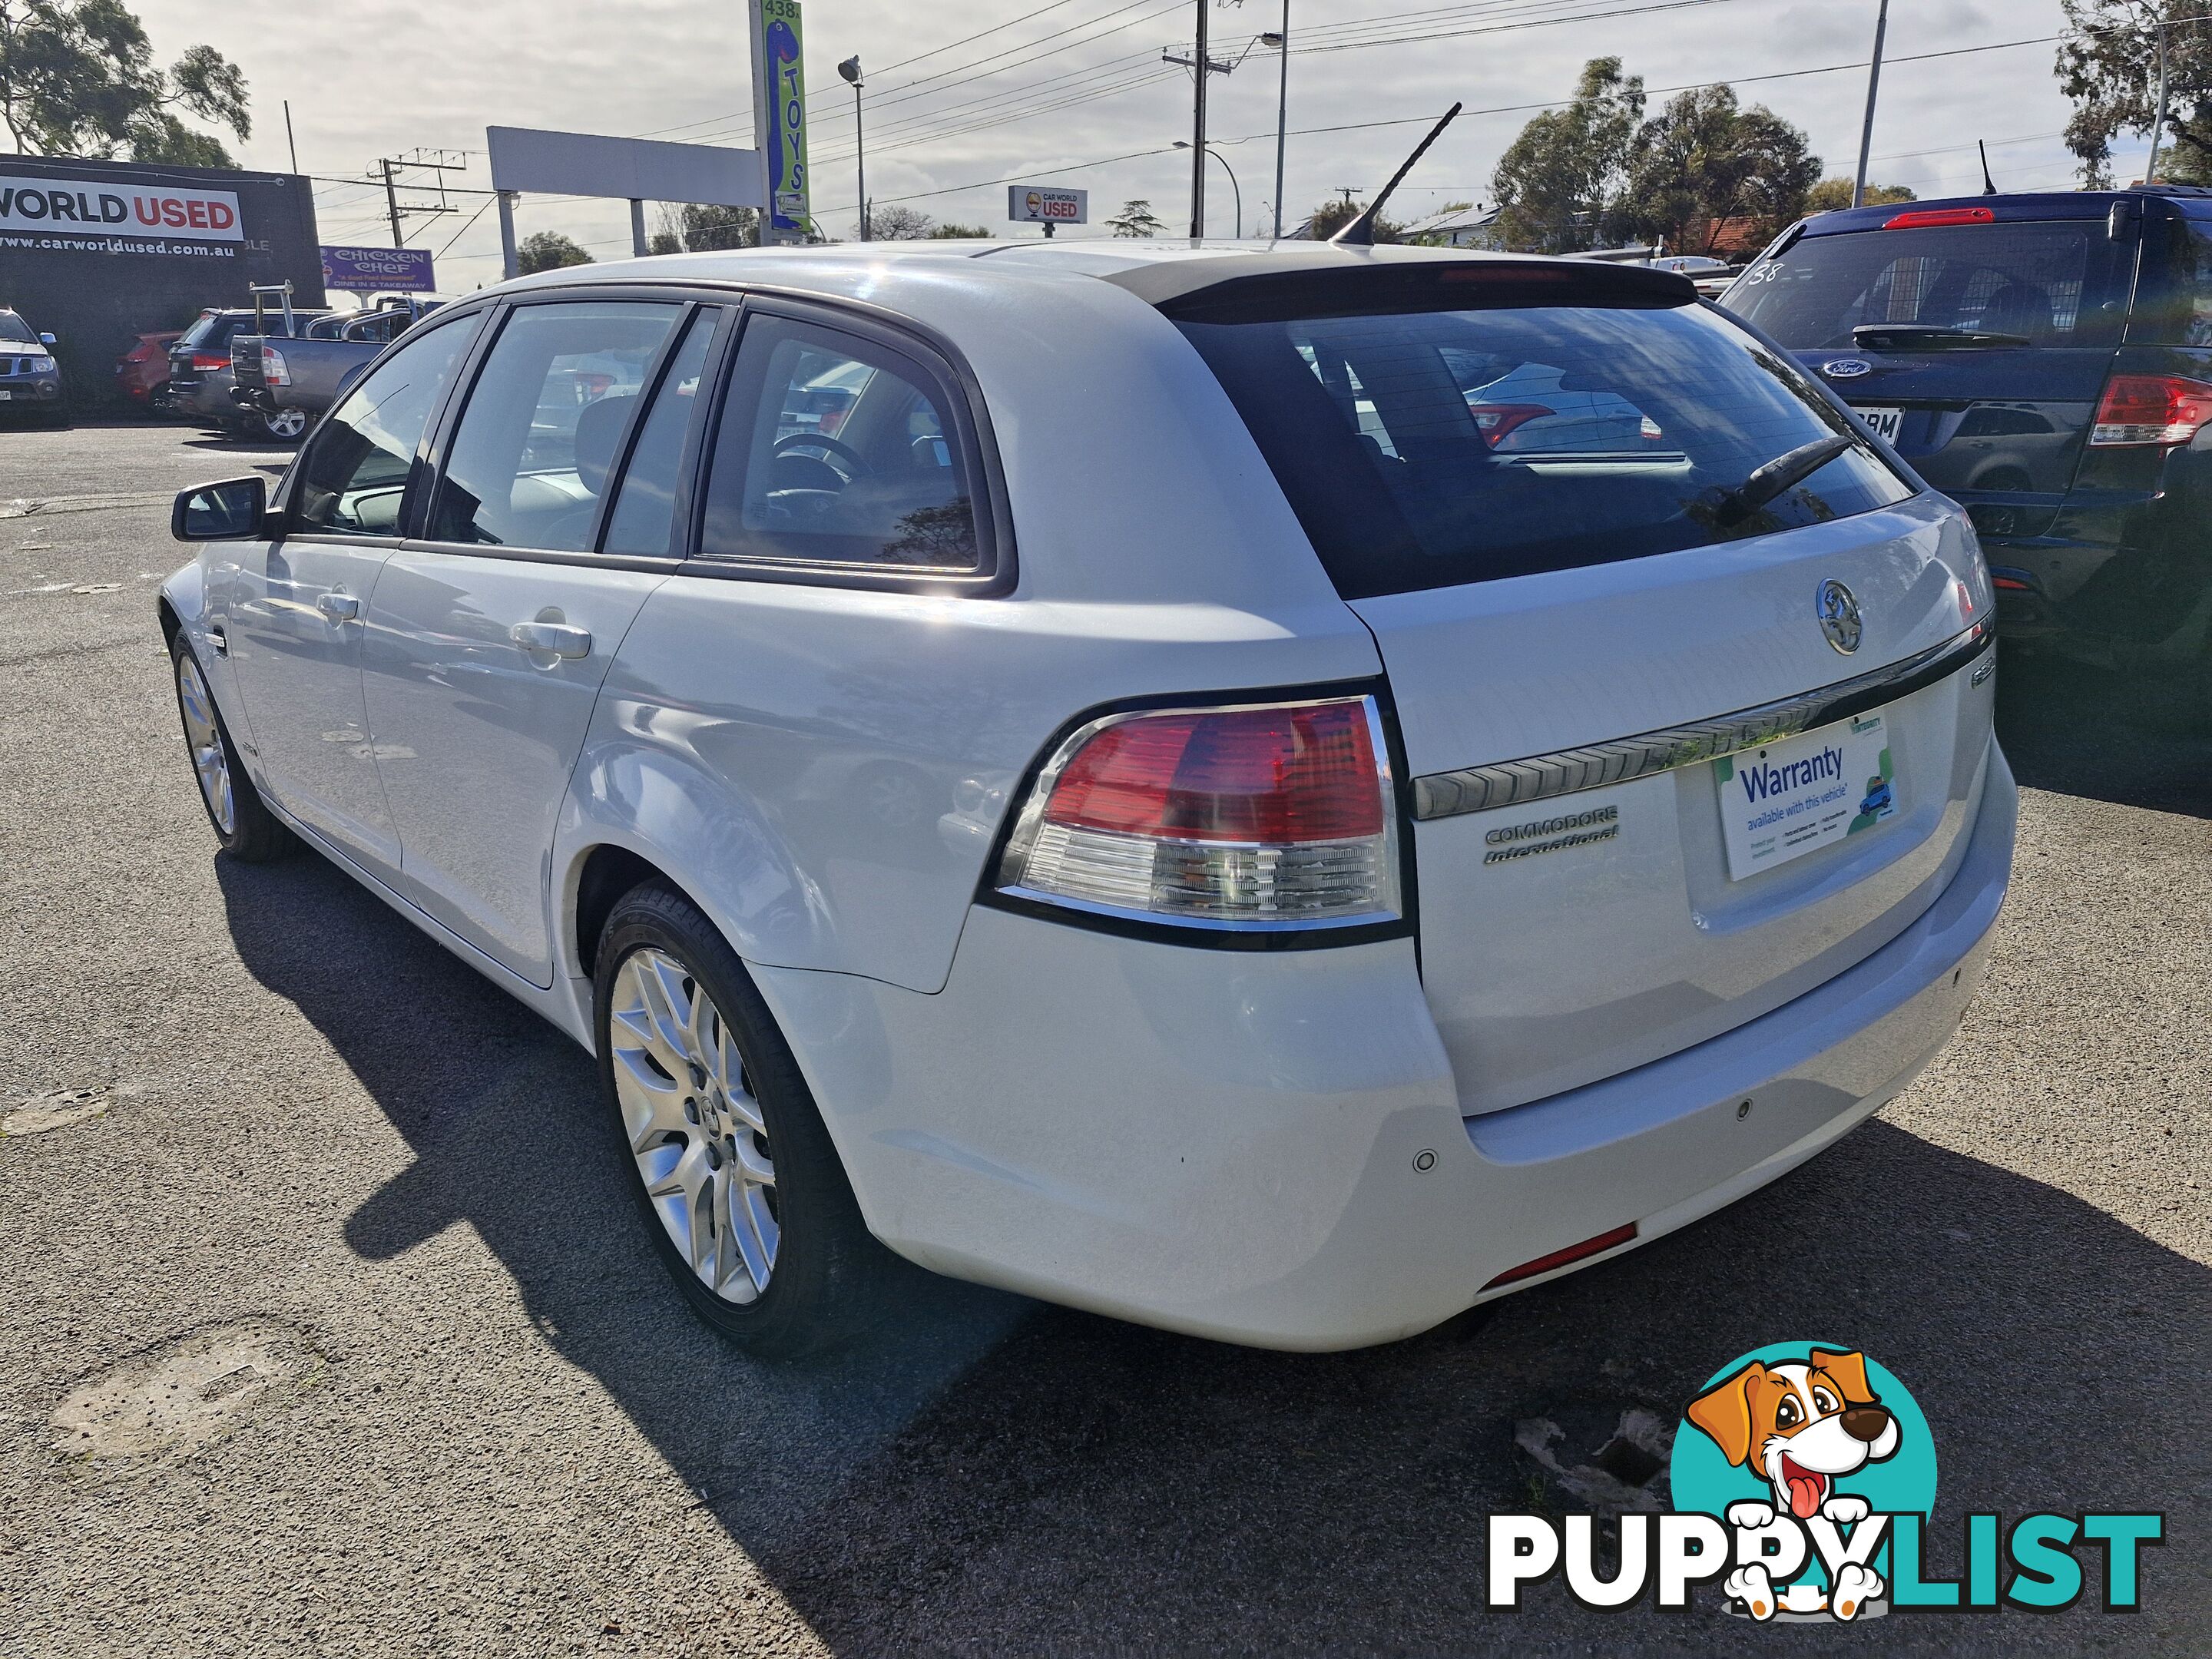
1360;498;1993;1114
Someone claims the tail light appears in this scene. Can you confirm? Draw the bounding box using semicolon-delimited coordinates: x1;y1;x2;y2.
1467;402;1553;442
995;695;1401;932
2088;373;2212;446
260;345;290;386
190;352;227;372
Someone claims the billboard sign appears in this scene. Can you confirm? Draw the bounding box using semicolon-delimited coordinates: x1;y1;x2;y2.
1008;186;1087;225
485;127;760;206
752;0;810;242
322;245;435;292
0;172;243;253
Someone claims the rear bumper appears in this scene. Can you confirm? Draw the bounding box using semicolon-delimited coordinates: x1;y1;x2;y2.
758;741;2016;1351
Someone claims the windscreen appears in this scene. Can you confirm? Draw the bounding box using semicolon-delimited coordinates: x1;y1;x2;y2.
0;311;34;344
1177;299;1911;599
1724;220;2133;349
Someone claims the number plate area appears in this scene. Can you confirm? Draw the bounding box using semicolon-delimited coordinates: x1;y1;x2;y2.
1714;709;1899;880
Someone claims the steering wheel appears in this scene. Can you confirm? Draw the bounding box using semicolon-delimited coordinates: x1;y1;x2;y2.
773;430;872;477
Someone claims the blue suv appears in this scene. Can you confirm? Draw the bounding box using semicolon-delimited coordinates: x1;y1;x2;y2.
1725;187;2212;720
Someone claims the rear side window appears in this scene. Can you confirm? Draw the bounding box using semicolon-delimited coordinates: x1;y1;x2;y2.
602;310;717;557
1726;220;2133;349
429;301;680;552
699;315;982;571
1178;297;1911;599
2129;210;2212;346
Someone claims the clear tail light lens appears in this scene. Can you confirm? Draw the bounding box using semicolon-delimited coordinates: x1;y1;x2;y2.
2089;373;2212;446
996;695;1401;932
260;345;290;386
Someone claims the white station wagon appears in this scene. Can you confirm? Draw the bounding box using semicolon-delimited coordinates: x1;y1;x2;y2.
161;242;2014;1356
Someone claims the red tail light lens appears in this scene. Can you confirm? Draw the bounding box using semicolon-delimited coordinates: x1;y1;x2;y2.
190;352;227;371
1483;1222;1638;1290
260;345;290;386
1883;206;1995;229
998;696;1400;930
2089;373;2212;446
1466;402;1555;444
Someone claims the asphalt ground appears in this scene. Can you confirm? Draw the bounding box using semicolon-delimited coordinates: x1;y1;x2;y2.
1;421;2207;1656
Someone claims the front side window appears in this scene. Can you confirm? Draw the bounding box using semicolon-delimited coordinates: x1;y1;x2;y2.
699;316;981;570
1181;296;1912;598
428;302;681;551
1725;220;2133;349
292;316;479;538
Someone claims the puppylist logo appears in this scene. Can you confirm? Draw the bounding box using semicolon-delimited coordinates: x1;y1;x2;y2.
1489;1342;2164;1621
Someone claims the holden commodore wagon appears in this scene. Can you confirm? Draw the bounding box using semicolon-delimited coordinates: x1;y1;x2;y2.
161;241;2014;1356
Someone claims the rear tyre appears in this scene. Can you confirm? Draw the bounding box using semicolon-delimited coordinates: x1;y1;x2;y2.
170;633;293;862
593;881;901;1359
259;405;308;443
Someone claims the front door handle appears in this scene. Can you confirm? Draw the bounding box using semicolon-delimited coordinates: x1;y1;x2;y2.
510;621;592;659
316;591;361;623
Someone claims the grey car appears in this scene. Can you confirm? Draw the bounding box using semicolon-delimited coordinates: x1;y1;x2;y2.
169;308;327;441
0;307;65;425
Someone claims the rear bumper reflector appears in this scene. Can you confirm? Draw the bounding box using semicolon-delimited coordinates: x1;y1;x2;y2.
1412;622;1990;821
1483;1222;1639;1289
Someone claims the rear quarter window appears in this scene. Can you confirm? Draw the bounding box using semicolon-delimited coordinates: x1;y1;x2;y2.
1177;292;1911;600
1726;219;2134;349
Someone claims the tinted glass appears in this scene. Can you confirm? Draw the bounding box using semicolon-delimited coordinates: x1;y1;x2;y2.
700;317;979;569
1179;300;1912;598
292;317;477;538
2129;211;2212;346
603;310;717;557
178;313;220;348
1725;220;2132;349
0;311;34;343
429;302;680;551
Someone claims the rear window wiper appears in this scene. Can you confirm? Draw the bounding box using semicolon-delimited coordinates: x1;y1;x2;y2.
1851;323;2030;349
1714;433;1856;525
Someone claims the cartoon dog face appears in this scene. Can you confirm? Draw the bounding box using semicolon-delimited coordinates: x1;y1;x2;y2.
1686;1349;1901;1519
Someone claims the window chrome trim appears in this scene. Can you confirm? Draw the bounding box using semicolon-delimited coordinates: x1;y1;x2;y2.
1411;624;1992;822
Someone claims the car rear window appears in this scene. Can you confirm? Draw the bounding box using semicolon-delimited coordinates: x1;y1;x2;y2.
1177;291;1911;599
1724;220;2134;350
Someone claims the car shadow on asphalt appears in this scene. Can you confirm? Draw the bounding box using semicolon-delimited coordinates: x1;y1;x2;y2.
214;853;2210;1652
1995;644;2212;820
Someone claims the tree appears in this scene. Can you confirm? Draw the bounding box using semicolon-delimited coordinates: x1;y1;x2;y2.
929;221;989;238
679;203;757;250
1305;197;1404;242
1108;198;1165;237
1620;84;1820;255
517;231;593;274
0;1;249;164
1803;177;1916;214
2058;1;2212;185
866;204;936;240
1490;57;1645;253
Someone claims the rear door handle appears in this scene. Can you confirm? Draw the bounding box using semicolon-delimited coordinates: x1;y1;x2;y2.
510;621;592;659
316;591;361;622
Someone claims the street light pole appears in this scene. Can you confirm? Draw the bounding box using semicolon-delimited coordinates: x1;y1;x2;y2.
1265;5;1288;240
1851;0;1889;209
839;56;867;240
1177;142;1241;238
2147;23;2171;184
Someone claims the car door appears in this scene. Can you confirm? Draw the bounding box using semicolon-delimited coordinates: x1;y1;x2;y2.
219;315;480;874
360;297;721;987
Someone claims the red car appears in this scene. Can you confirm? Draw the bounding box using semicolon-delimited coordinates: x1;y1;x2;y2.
116;329;183;407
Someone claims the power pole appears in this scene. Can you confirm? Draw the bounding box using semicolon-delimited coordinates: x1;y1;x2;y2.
1273;1;1289;240
283;100;298;174
1851;0;1889;209
373;152;466;250
382;157;403;247
1164;2;1237;239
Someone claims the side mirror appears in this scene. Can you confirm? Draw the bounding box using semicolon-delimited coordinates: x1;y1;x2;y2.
172;475;267;541
38;331;55;346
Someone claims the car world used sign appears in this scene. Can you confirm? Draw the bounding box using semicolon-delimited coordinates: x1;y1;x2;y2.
322;246;435;292
1007;185;1087;225
0;173;243;253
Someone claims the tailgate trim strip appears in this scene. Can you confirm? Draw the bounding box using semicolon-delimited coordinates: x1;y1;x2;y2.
1412;624;1990;821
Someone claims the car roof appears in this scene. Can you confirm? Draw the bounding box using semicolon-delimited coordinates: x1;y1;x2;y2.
1800;184;2212;237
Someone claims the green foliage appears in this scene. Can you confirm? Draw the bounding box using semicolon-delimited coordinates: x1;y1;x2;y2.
2059;1;2212;185
929;221;989;238
1490;58;1646;253
1305;197;1404;242
516;230;593;274
1620;84;1821;254
1108;197;1165;237
0;0;249;165
677;203;757;251
1803;177;1916;214
646;230;683;256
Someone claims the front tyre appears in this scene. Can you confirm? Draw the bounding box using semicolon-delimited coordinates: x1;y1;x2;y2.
594;882;899;1358
170;633;293;861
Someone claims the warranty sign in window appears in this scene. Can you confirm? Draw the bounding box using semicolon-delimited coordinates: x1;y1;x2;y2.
1715;711;1897;880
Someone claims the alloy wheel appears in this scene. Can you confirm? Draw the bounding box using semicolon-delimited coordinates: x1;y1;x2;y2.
264;406;307;441
175;651;236;836
608;947;779;1302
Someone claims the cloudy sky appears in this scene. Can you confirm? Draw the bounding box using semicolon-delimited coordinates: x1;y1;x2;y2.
130;0;2137;285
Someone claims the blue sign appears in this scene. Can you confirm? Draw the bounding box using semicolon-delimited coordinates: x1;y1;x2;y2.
320;245;435;292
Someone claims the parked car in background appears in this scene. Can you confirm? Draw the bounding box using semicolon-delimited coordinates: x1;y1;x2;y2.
160;241;2012;1359
232;297;442;439
0;306;66;425
1724;185;2212;720
168;306;328;442
116;329;183;409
